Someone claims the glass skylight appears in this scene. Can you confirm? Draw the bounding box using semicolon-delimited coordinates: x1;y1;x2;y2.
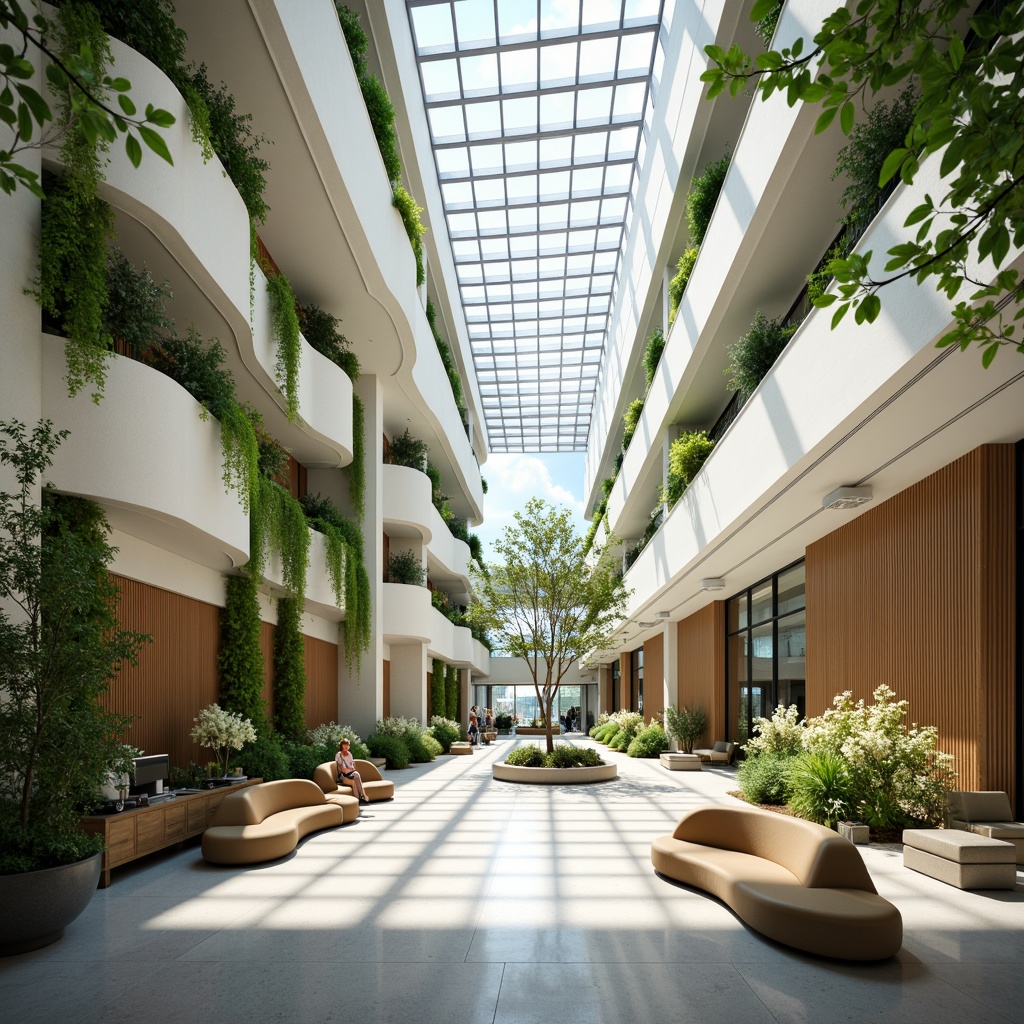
407;0;663;452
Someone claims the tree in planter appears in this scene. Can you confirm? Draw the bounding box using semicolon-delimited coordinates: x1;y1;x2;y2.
702;0;1024;365
470;498;630;754
665;705;708;754
190;703;256;778
273;596;306;740
0;419;148;872
387;548;425;586
388;428;429;470
725;311;797;401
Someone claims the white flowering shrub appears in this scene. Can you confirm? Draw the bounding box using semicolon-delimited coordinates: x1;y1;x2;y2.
190;704;257;776
743;703;805;758
305;721;362;749
800;685;955;830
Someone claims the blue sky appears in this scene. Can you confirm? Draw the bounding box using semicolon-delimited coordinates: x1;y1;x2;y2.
475;451;589;561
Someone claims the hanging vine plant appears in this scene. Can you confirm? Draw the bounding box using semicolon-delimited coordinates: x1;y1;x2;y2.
218;572;266;729
273;596;307;740
249;475;310;604
265;272;301;422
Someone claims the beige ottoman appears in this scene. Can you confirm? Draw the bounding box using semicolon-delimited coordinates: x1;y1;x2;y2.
903;829;1017;890
451;742;473;755
660;752;702;771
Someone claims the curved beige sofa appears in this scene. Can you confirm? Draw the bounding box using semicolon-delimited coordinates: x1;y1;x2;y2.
314;760;395;803
202;779;344;865
651;805;902;960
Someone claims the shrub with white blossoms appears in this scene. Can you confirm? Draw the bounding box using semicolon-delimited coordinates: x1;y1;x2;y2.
190;704;257;777
743;703;805;758
801;685;955;830
305;721;362;749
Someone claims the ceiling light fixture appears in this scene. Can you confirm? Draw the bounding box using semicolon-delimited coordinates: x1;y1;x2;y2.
700;578;725;591
822;485;873;510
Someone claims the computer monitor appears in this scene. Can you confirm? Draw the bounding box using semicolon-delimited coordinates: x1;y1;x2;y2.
130;754;169;797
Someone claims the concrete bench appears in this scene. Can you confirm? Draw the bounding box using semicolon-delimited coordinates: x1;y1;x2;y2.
450;742;474;755
651;804;902;960
202;779;344;865
903;829;1017;890
314;761;395;803
660;752;702;771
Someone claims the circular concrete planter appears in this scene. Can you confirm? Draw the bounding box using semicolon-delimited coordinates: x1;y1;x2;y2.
0;851;102;956
492;762;617;784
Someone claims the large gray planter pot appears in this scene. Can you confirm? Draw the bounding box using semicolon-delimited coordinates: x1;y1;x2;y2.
0;851;102;956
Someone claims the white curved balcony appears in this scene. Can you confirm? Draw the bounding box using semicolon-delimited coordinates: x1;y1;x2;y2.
382;464;433;542
427;609;489;675
40;338;249;571
381;582;433;645
264;528;342;621
83;34;352;469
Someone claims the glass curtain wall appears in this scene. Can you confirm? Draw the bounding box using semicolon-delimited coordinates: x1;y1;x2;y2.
486;684;586;725
726;562;806;747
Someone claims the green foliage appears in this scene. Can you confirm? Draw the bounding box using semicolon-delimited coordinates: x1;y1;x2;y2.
725;310;797;399
664;704;708;753
389;428;430;469
177;64;269;223
265;273;301;423
622;397;644;451
216;399;260;513
737;751;793;805
505;744;546;767
149;326;236;416
702;0;1024;363
802;684;955;830
445;662;459;721
642;327;665;390
237;733;290;781
686;152;730;246
349;392;365;526
217;573;265;728
467;533;485;571
360;72;402;182
250;477;310;604
426;298;467;416
668;246;698;324
834;88;917;234
421;732;443;759
546;745;604;768
744;703;805;757
627;723;668;758
662;431;715;507
470;498;630;753
392;182;426;286
787;750;856;828
104;248;173;356
371;716;432;762
388;548;425;586
335;4;368;79
34;170;114;401
281;739;334;780
273;596;306;740
0;0;176;198
427;714;460;752
366;732;410;770
87;0;187;72
300;304;359;380
754;1;782;48
806;237;850;305
305;720;364;752
0;421;148;871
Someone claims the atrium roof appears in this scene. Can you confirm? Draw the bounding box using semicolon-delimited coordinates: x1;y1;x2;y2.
406;0;663;452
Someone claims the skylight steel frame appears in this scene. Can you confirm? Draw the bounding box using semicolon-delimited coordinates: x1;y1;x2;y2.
406;0;663;453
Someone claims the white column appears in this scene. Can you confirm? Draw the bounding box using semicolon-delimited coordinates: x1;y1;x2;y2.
390;642;428;722
662;619;679;748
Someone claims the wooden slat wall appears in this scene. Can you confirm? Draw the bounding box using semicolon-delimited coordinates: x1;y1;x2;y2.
110;577;340;766
677;602;725;745
107;576;221;770
643;633;665;721
806;445;1015;797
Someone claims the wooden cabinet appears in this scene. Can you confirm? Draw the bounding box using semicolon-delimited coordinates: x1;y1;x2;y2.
81;780;262;887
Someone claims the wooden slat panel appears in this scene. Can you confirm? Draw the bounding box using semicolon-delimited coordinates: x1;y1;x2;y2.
806;446;1015;799
677;602;725;743
107;575;221;771
643;633;664;721
304;634;339;728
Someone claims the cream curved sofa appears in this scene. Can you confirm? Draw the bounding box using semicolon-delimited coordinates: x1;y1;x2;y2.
202;779;344;865
314;760;395;803
651;805;902;960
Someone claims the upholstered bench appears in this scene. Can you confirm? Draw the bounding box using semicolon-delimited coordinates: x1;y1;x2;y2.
202;779;344;865
947;791;1024;865
651;804;902;960
313;761;395;803
450;742;474;755
903;829;1017;890
660;752;702;771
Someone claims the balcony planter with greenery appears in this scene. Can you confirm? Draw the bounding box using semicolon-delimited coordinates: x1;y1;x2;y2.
660;431;715;507
0;421;148;954
388;549;426;587
725;311;797;401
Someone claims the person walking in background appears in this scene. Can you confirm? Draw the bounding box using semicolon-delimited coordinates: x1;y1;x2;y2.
469;705;479;745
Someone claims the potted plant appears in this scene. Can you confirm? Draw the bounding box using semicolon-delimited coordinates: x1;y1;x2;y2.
665;705;709;754
0;420;148;955
190;704;257;779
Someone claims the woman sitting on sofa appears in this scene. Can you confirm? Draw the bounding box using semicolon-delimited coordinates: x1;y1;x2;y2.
335;739;368;804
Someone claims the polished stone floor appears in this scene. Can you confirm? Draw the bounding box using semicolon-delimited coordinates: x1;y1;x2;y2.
2;737;1022;1024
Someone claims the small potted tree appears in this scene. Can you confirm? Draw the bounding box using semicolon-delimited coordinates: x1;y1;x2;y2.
665;705;709;754
190;704;257;784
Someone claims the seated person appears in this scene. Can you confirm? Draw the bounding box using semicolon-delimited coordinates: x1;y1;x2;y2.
335;739;368;804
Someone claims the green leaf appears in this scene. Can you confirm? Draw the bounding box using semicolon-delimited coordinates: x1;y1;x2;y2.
125;133;142;168
879;147;908;187
815;106;838;133
108;77;131;93
118;94;136;117
948;35;965;71
138;125;173;165
981;343;998;368
16;100;31;142
840;100;854;135
904;201;932;227
144;105;176;129
831;303;850;329
750;0;777;21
